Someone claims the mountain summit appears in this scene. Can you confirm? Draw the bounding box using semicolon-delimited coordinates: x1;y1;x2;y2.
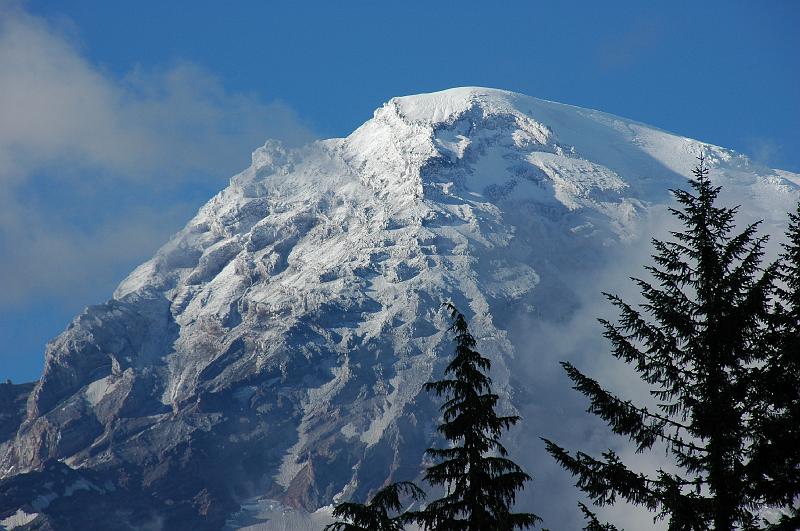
1;88;797;530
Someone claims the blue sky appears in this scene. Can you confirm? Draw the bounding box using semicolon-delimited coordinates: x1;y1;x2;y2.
1;0;799;382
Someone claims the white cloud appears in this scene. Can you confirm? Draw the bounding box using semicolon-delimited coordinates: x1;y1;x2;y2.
507;205;679;529
0;4;316;307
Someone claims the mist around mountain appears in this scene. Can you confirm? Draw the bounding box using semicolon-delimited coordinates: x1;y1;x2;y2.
1;88;798;530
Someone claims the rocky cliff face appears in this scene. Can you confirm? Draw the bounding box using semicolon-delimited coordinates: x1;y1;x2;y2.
1;88;797;530
0;383;33;446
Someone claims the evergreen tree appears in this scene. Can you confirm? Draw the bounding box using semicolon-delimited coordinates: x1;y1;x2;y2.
413;303;540;531
750;202;800;529
324;481;425;531
544;156;789;529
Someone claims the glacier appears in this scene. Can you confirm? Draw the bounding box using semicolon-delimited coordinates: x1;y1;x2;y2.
0;87;797;530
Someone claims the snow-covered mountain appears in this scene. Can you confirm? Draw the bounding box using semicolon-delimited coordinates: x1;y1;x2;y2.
1;88;798;530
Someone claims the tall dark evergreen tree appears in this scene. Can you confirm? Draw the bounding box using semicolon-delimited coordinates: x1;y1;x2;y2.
324;481;425;531
750;202;800;529
413;303;540;531
544;156;791;529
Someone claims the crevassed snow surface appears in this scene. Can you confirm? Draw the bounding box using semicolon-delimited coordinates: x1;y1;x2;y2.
0;509;39;530
2;87;798;530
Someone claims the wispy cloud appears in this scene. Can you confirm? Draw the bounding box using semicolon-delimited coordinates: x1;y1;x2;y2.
0;4;316;308
595;17;664;72
506;205;679;529
743;136;783;168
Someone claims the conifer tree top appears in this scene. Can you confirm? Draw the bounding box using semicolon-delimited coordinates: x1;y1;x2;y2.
325;482;425;531
545;156;797;530
412;303;540;530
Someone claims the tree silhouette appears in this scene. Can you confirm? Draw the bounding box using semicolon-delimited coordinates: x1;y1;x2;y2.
545;156;794;529
750;202;800;529
325;481;425;531
413;303;540;530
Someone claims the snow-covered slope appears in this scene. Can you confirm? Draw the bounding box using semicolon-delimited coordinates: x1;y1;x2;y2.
1;88;797;530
